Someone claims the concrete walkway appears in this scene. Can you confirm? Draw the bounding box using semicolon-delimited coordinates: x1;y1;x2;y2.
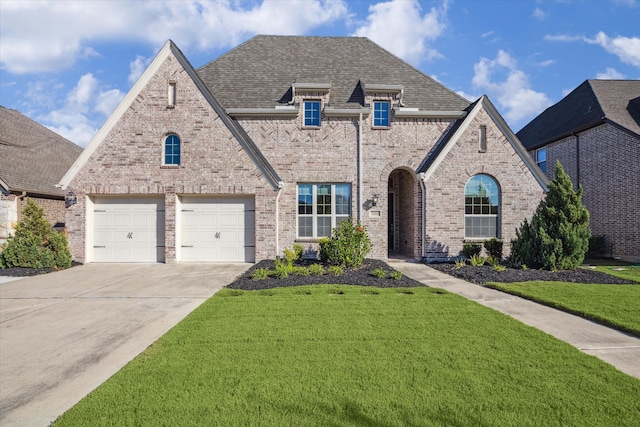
393;262;640;380
0;263;251;427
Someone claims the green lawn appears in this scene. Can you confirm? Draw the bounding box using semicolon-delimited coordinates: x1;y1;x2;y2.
582;259;640;283
54;286;639;426
486;281;640;337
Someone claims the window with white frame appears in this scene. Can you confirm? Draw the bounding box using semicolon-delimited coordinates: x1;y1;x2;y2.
304;100;321;127
536;147;547;173
373;101;390;127
164;134;181;165
465;174;499;239
297;183;351;238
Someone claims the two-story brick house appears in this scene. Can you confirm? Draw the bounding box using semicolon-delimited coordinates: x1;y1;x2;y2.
517;80;639;260
58;36;547;264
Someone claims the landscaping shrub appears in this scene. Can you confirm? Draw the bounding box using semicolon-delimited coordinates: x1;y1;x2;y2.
327;265;344;276
307;263;324;276
0;199;72;269
511;162;590;271
371;268;386;278
251;268;270;280
483;238;503;260
470;254;486;266
390;271;403;280
318;219;372;268
461;242;482;259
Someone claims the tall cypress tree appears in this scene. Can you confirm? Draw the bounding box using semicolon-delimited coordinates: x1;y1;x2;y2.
512;161;590;270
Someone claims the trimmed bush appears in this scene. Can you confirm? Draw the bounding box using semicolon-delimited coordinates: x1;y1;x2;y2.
483;238;503;260
461;242;482;259
0;199;71;269
511;162;590;271
318;219;372;268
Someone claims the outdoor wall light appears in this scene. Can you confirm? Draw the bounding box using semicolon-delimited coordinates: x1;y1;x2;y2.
65;191;77;208
372;194;379;207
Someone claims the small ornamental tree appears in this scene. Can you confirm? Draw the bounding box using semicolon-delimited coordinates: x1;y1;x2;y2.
319;219;372;268
0;199;72;269
511;161;590;271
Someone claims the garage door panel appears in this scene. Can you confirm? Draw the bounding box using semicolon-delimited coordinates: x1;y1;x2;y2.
180;197;255;262
92;197;164;263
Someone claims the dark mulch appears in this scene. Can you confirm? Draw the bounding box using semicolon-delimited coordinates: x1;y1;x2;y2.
0;262;82;277
227;259;426;290
428;262;635;285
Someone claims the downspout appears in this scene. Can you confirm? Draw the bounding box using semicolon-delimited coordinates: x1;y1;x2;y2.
358;113;363;223
275;181;284;257
575;133;580;191
417;173;426;258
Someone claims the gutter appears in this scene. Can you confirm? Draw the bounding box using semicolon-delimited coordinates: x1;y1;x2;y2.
358;113;363;223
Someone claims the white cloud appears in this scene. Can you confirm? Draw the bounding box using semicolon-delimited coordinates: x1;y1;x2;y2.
0;0;349;75
129;55;152;85
536;59;555;67
351;0;449;65
472;50;552;127
585;32;640;68
533;7;547;20
595;67;627;79
38;73;124;147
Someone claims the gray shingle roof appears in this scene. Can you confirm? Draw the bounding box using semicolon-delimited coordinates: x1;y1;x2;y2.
197;35;470;111
517;80;640;150
0;106;83;197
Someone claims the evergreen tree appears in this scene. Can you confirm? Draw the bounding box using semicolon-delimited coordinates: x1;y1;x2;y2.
0;199;72;269
511;161;590;270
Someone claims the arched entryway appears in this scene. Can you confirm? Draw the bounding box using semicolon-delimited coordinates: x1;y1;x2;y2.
387;168;419;258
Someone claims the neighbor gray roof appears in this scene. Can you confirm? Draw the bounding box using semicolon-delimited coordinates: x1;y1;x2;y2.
517;80;640;150
197;35;471;111
0;106;83;197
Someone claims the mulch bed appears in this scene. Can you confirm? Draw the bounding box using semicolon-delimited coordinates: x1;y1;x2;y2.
428;262;635;285
227;259;426;290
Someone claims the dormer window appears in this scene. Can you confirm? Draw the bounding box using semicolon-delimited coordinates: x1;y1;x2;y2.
373;101;390;127
304;100;321;127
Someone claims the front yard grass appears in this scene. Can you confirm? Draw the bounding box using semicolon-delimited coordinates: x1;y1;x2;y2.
54;286;639;426
487;260;640;337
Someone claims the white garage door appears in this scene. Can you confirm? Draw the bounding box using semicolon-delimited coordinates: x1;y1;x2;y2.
180;197;255;262
93;198;165;263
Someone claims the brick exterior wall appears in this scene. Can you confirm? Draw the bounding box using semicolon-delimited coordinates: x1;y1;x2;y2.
531;123;639;258
1;190;65;246
66;54;274;263
66;50;544;263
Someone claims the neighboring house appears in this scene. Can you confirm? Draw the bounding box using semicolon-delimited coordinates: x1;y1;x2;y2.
58;36;547;264
517;80;639;260
0;106;83;246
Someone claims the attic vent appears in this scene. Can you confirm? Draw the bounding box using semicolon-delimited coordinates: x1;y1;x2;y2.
479;125;487;152
167;81;176;108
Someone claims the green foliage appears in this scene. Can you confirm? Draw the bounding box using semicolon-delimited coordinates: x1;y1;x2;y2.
371;268;386;278
292;266;311;276
483;238;503;260
292;243;304;259
587;236;606;257
272;259;292;279
470;254;485;266
327;265;343;276
461;242;482;259
493;264;507;272
307;263;325;276
0;199;72;269
251;268;270;280
390;270;403;280
454;259;466;269
511;162;591;271
318;219;372;268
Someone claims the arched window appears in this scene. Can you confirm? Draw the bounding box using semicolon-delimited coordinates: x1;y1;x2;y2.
465;174;499;238
164;134;180;165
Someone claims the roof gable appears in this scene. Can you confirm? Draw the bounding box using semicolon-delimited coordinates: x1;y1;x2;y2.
0;106;82;196
197;35;470;112
58;40;282;191
419;96;548;190
517;79;640;149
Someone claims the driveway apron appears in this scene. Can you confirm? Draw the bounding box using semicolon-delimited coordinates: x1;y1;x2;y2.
0;263;250;427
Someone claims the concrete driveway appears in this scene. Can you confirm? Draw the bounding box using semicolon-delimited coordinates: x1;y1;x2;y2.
0;263;250;427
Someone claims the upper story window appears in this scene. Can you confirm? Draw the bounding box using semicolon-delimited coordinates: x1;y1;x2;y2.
373;101;390;127
465;174;500;239
297;183;351;238
164;134;181;165
536;148;547;173
304;100;321;127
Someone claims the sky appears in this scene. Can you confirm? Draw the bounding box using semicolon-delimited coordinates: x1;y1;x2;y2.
1;0;639;148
